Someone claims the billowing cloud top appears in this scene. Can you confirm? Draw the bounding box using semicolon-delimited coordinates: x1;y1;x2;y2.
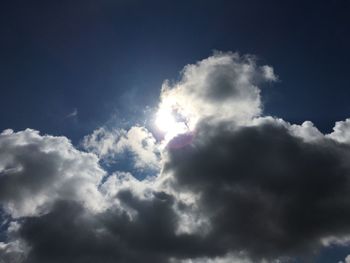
1;52;350;263
158;52;276;130
0;129;105;218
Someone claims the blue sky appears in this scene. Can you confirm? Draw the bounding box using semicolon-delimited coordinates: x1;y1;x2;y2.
1;1;350;262
1;0;349;141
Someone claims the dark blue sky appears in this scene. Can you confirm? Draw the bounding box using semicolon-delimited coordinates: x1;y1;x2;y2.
1;0;349;144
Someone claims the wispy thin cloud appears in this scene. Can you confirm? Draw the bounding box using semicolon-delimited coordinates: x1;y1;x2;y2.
65;108;78;119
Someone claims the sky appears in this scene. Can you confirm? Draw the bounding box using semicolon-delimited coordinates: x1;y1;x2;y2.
1;0;350;262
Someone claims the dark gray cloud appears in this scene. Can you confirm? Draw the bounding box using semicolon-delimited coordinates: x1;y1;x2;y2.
18;191;212;263
164;120;350;260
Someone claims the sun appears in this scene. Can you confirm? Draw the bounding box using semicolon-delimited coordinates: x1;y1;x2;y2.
155;108;177;133
155;107;189;141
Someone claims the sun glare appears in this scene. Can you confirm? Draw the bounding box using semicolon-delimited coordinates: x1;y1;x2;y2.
155;109;177;132
155;107;189;141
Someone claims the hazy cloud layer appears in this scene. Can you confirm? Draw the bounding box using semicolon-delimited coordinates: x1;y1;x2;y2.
1;52;350;263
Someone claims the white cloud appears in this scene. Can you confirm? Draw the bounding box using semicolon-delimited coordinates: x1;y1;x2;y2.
120;126;160;170
82;126;160;171
261;65;278;81
251;117;324;142
0;220;28;263
321;235;350;247
82;127;124;158
339;255;350;263
101;171;154;202
327;118;350;143
173;254;252;263
172;253;285;263
0;240;27;263
66;108;78;118
157;52;277;131
289;121;324;141
0;128;106;217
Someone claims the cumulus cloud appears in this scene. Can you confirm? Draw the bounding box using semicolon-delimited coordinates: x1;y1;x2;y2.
327;118;350;143
3;52;350;263
0;129;105;217
18;193;210;263
163;119;350;260
82;126;160;170
157;51;277;130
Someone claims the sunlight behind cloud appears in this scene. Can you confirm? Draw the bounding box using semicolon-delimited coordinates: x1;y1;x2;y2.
155;108;178;133
154;106;189;142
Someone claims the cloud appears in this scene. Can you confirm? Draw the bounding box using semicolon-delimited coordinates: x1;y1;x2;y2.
65;108;78;119
82;127;124;158
157;51;277;130
17;192;210;263
82;126;160;170
17;119;350;262
338;255;350;263
0;129;105;218
2;52;350;263
0;240;27;263
163;118;350;260
327;118;350;143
